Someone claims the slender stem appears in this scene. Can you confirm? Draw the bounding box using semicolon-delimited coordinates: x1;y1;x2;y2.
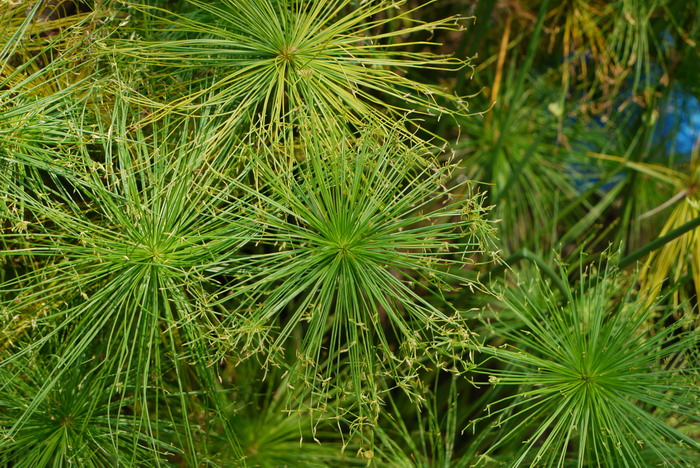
637;190;687;221
493;216;700;299
486;0;550;204
494;0;550;143
455;0;496;93
619;214;700;268
490;248;568;297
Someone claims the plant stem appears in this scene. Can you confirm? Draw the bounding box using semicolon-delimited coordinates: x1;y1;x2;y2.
619;214;700;268
490;248;568;297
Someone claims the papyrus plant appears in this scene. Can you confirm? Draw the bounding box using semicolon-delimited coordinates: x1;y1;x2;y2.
217;127;495;435
0;100;257;463
474;259;700;467
102;0;472;138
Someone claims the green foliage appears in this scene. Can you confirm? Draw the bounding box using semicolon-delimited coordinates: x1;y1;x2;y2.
1;0;699;466
202;359;357;466
220;129;493;430
476;259;700;466
373;374;477;467
107;0;471;138
0;346;176;466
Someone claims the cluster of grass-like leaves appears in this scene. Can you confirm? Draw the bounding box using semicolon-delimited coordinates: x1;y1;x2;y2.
475;260;700;467
1;0;496;465
1;0;699;466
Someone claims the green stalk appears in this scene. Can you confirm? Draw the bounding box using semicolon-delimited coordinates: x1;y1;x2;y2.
619;214;700;268
492;0;551;150
489;248;568;298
